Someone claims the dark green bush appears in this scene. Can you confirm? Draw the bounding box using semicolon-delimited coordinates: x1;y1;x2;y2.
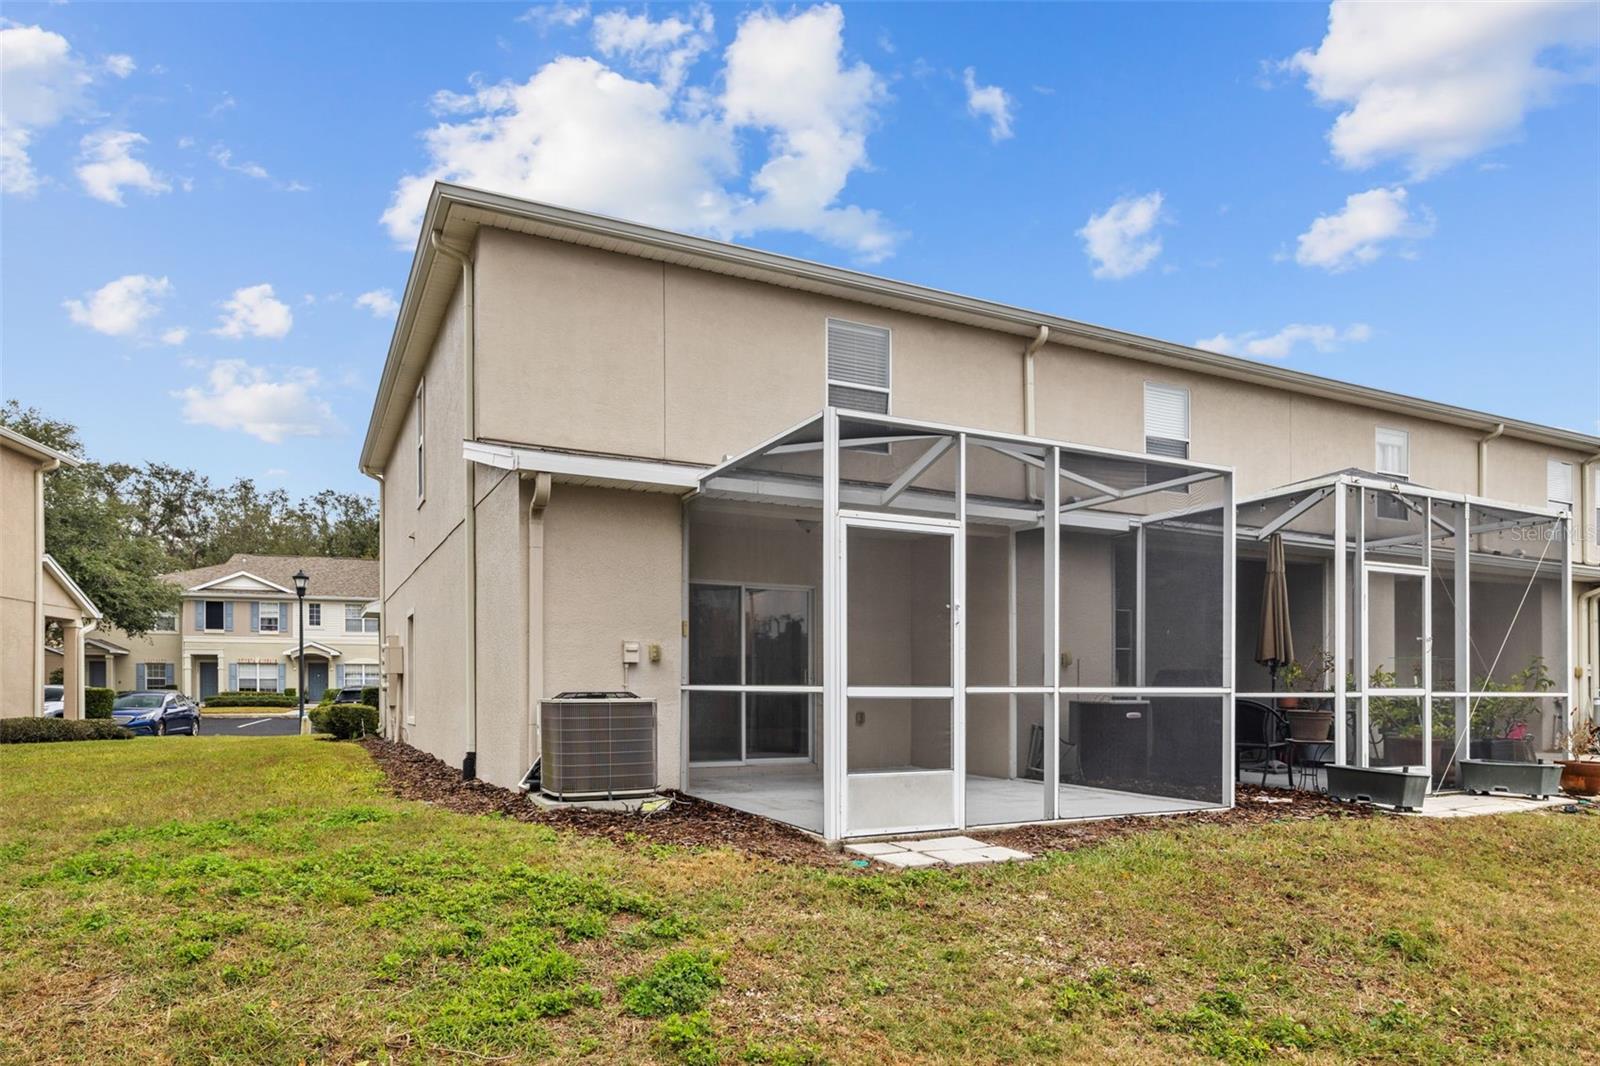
202;691;298;708
360;686;379;708
1;717;133;743
84;687;114;719
309;703;379;740
317;686;338;705
283;688;297;700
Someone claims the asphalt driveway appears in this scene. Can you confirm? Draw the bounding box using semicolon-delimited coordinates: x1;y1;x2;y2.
213;715;304;737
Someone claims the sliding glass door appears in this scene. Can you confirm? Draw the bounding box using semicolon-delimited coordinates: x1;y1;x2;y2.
688;583;813;763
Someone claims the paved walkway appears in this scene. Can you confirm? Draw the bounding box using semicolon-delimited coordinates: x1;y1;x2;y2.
846;835;1032;868
1403;792;1574;818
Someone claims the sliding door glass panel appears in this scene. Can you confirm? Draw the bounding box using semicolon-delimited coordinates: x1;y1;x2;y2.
746;693;810;759
745;588;810;684
846;526;951;688
688;692;741;763
689;585;740;685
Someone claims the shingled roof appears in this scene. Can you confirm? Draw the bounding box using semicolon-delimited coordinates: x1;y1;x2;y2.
162;554;379;598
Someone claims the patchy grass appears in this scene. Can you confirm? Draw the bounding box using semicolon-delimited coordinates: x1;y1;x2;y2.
1;737;1596;1064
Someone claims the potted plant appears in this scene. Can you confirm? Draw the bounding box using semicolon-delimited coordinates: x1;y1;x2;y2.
1280;650;1335;740
1469;657;1553;762
1557;712;1600;797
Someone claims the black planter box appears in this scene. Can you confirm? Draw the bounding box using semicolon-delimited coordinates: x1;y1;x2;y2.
1458;759;1562;800
1326;764;1429;812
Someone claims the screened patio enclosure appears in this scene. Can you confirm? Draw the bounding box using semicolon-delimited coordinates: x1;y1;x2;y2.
1233;471;1573;792
681;409;1235;843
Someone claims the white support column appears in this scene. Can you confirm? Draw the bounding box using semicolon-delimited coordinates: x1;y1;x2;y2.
1354;487;1368;767
1562;510;1575;753
953;433;968;830
1422;499;1434;788
1333;484;1348;765
61;619;84;720
821;408;845;843
1456;503;1471;772
1043;447;1061;821
1006;529;1018;777
1221;473;1236;807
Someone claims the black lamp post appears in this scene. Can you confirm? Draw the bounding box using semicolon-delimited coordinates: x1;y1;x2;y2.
292;570;309;729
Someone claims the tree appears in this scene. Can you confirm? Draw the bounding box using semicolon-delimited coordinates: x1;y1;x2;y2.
1;401;180;636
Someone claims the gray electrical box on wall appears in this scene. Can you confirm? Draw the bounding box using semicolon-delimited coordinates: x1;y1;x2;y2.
539;692;656;801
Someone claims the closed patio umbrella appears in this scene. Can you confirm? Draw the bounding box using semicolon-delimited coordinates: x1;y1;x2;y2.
1255;533;1294;689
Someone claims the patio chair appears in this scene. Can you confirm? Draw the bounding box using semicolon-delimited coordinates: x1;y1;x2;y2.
1235;699;1290;786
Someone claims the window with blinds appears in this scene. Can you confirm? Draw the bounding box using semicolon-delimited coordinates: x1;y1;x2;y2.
1374;427;1409;477
826;318;891;413
1547;459;1574;511
1143;382;1189;459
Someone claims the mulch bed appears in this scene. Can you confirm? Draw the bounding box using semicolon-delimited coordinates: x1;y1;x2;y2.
360;736;1371;869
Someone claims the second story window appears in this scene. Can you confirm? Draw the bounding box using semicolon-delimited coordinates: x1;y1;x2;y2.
1547;459;1574;512
257;602;282;633
307;602;322;627
826;318;891;414
203;600;226;631
1143;382;1189;459
1374;427;1409;478
346;603;378;634
152;611;177;633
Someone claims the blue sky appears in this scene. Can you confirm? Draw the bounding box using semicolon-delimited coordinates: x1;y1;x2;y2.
2;1;1597;497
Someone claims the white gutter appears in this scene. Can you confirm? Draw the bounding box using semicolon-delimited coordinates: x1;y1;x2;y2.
431;230;479;780
1476;422;1504;496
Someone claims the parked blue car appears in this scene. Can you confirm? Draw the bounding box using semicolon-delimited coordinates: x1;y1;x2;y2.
111;691;202;736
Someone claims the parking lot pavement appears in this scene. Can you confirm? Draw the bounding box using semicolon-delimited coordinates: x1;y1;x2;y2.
217;715;304;737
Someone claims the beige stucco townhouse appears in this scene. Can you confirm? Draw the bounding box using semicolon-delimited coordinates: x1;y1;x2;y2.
95;554;380;702
1;426;101;718
359;183;1599;843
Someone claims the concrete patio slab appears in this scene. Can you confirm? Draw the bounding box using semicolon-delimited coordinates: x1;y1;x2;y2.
875;850;942;868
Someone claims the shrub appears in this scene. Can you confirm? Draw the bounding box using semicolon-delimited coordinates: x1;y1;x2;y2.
203;691;299;708
318;687;338;706
283;688;297;700
48;668;64;684
309;703;379;740
360;686;380;708
1;718;133;743
84;687;115;719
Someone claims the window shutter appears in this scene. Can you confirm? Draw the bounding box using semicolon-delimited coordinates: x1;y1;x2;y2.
166;663;176;689
278;663;287;690
826;320;890;388
250;602;260;632
228;662;238;690
1547;459;1574;506
336;663;346;687
1143;383;1189;443
136;663;147;689
224;601;235;632
195;601;205;629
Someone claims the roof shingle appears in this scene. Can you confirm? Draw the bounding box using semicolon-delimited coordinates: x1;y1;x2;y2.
162;554;379;598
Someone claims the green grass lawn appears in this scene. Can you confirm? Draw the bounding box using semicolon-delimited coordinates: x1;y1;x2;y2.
1;738;1595;1065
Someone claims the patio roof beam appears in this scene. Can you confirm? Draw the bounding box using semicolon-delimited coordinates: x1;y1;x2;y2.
880;436;953;505
1058;465;1118;496
766;433;941;455
1059;470;1217;513
971;438;1046;471
1253;486;1333;540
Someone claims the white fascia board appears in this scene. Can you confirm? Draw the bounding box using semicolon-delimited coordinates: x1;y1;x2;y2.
285;641;343;659
188;570;295;595
42;554;102;620
463;440;705;489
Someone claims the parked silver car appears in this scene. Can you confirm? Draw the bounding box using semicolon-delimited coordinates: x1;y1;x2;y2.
42;685;64;718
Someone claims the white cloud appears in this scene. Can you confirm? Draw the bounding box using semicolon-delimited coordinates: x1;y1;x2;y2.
1294;185;1431;271
175;360;335;443
160;326;189;346
1078;191;1165;279
75;129;170;204
354;289;400;317
0;24;91;195
518;1;590;31
63;274;172;336
1286;1;1598;179
962;67;1014;141
592;5;714;95
103;53;136;78
1195;322;1372;360
212;283;293;339
209;143;269;180
383;3;894;260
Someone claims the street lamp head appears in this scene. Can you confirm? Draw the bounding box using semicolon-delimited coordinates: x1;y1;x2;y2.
293;569;309;598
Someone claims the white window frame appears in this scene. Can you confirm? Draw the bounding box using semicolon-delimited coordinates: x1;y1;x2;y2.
346;603;378;634
144;662;170;689
258;602;281;633
306;602;321;628
824;318;892;414
152;611;177;633
1374;426;1410;478
345;663;382;688
236;662;281;694
415;377;426;507
203;600;226;632
1143;381;1190;459
1547;458;1574;512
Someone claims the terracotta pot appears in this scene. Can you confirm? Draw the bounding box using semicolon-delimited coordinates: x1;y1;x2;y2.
1558;759;1600;797
1278;696;1302;710
1285;708;1334;741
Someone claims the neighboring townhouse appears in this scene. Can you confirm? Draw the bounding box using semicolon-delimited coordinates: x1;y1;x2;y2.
359;183;1598;843
1;426;101;718
95;554;380;701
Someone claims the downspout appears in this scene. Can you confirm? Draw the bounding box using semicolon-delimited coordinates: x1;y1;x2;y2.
522;472;552;784
370;471;390;740
1475;422;1504;496
1022;325;1049;498
431;230;478;780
